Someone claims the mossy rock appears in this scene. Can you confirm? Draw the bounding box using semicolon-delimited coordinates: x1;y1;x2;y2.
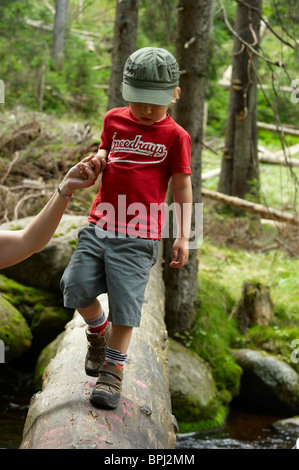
0;274;73;350
168;338;223;431
30;306;73;350
34;331;65;390
0;294;32;361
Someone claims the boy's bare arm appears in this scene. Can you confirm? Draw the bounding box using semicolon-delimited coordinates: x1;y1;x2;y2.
170;173;192;268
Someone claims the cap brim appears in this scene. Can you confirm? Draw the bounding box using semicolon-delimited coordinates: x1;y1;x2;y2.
122;83;174;106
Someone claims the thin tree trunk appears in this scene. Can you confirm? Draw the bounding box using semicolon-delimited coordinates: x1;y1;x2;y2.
107;0;139;110
52;0;69;71
218;0;262;204
163;0;212;332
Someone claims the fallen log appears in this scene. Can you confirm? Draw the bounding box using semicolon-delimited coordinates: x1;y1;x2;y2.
201;168;221;180
257;122;299;137
258;144;299;167
20;248;177;449
201;188;299;226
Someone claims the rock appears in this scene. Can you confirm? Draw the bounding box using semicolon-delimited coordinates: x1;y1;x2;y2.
234;281;273;333
168;338;219;426
0;215;88;292
272;415;299;432
0;294;32;361
232;348;299;413
0;274;73;360
33;331;66;390
30;305;73;351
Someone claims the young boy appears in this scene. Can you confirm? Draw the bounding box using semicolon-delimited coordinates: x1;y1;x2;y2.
60;47;192;409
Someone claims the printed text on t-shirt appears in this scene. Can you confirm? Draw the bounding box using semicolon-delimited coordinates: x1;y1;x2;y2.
108;134;168;164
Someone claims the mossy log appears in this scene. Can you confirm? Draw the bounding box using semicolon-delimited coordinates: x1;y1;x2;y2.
20;249;177;449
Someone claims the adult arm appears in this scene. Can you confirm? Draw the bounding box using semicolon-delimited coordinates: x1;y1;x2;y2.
0;159;101;269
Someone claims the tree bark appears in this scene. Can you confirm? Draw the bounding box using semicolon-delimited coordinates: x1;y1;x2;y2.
233;280;273;333
218;0;262;203
163;0;212;332
107;0;139;110
20;248;177;449
52;0;69;71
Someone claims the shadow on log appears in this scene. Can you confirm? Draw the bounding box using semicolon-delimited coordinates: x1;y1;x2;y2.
20;248;177;449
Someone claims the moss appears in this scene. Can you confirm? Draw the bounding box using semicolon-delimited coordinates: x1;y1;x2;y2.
33;332;65;390
0;274;65;324
245;325;299;374
184;272;242;398
173;392;219;424
0;295;33;361
178;402;228;434
68;239;78;251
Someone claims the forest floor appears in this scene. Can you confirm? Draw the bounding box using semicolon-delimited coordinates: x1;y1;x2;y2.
1;106;299;258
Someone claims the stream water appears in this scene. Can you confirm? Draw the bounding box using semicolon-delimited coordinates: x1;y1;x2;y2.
1;365;298;449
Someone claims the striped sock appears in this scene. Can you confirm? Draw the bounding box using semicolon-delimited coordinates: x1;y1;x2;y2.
85;311;107;333
105;347;127;367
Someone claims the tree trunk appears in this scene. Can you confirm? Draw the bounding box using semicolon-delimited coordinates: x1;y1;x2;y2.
233;280;273;333
218;0;262;204
163;0;212;332
52;0;69;71
107;0;139;110
20;248;177;449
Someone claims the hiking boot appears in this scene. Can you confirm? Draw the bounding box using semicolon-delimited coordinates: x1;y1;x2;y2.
90;361;123;409
85;322;111;377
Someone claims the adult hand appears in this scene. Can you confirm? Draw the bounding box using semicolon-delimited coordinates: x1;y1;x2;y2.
60;158;101;196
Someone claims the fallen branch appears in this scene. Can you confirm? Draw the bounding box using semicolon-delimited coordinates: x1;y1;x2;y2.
257;122;299;137
258;144;299;166
201;168;221;180
0;152;20;184
13;193;47;220
201;188;299;226
219;79;294;94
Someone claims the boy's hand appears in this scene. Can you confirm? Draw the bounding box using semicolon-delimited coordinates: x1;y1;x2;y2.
79;151;107;177
169;238;189;268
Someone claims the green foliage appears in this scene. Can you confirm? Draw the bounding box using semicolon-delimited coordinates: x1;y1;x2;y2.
138;0;177;49
0;0;298;130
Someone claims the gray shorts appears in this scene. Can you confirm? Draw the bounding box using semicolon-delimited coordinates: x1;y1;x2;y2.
60;224;159;327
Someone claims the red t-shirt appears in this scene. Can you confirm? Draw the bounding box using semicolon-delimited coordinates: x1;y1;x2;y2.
88;107;191;239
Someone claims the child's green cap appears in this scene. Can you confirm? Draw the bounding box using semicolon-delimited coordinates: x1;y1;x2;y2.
122;47;180;106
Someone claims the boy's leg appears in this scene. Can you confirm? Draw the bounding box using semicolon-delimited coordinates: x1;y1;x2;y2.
78;299;111;377
90;324;133;409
